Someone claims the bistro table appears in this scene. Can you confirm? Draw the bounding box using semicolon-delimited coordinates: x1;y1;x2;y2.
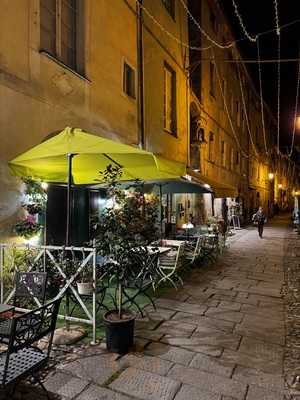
147;246;172;255
162;239;186;247
0;304;14;316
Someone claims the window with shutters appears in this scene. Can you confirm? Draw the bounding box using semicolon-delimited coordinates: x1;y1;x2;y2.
164;63;177;135
208;132;214;162
40;0;84;73
221;140;226;167
123;62;136;99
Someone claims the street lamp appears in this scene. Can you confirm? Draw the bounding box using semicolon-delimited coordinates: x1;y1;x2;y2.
278;183;283;189
268;173;274;180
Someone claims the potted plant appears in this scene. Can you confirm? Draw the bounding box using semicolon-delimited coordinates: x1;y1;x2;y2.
93;166;159;354
14;215;43;239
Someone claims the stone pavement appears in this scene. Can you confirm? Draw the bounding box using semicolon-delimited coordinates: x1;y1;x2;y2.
11;215;300;400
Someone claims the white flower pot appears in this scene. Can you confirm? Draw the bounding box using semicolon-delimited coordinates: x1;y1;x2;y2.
77;282;93;295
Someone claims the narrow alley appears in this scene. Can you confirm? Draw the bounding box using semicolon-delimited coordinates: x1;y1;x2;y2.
32;215;300;400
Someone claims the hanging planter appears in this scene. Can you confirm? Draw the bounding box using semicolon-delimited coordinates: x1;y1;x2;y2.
14;216;42;239
76;281;93;295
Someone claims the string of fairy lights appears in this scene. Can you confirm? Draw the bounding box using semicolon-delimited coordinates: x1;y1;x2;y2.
237;64;260;159
289;55;300;157
231;0;258;43
256;37;269;156
133;0;299;176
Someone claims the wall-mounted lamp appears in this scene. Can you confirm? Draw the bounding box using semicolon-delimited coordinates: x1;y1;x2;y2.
41;182;49;190
268;173;274;180
278;184;283;189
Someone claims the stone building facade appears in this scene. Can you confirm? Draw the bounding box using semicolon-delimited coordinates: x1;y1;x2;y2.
0;0;297;242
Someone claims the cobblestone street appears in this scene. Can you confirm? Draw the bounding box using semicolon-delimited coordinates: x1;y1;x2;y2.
11;215;300;400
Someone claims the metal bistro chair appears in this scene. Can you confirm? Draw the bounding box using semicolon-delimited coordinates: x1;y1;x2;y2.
184;237;203;265
0;298;61;399
0;272;48;344
157;244;185;289
122;248;160;317
200;233;219;263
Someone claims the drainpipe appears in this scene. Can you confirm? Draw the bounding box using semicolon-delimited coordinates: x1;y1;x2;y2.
137;0;145;149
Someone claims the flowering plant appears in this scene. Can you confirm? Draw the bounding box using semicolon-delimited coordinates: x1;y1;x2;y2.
14;216;42;239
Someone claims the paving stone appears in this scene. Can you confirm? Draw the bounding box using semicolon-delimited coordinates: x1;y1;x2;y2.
109;367;181;400
145;342;195;366
205;307;244;323
174;384;221;400
240;303;284;321
143;306;177;321
135;329;165;342
155;298;207;315
239;337;284;365
118;353;173;376
189;352;235;377
235;292;259;305
157;320;197;335
57;353;120;384
44;371;89;399
135;319;162;331
221;348;282;374
76;385;134;400
246;385;287;400
160;290;190;302
232;365;285;392
234;321;285;345
160;336;223;357
171;312;235;332
168;364;248;399
217;300;242;311
191;327;241;351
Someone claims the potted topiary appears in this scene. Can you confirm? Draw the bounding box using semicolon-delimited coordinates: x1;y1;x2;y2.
93;165;159;354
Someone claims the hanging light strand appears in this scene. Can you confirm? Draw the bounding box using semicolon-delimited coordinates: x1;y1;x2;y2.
274;0;280;35
231;0;258;42
135;0;212;51
289;54;300;157
212;50;249;158
256;38;269;156
178;0;235;49
274;0;281;154
237;64;260;159
133;0;300;53
277;33;281;154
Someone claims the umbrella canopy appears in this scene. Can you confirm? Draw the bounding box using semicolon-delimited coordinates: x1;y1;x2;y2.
9;127;186;184
144;178;212;194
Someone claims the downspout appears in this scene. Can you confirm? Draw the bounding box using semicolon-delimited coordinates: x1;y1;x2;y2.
137;0;145;149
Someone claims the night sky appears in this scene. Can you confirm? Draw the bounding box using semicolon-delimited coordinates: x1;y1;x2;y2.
221;0;300;152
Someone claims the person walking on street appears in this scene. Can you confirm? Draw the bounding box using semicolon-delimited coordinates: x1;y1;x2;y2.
252;207;266;238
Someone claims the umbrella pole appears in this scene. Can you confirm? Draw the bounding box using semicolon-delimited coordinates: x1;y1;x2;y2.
66;153;74;331
159;184;163;238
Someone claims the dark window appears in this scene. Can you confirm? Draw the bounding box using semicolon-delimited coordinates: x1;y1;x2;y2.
164;63;177;135
40;0;83;72
162;0;175;18
221;140;226;166
123;62;136;99
208;132;214;161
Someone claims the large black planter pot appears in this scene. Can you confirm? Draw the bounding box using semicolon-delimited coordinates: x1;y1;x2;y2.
103;310;135;354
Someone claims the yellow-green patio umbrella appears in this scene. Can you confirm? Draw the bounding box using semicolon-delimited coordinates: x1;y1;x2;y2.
9;127;185;184
9;127;186;244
